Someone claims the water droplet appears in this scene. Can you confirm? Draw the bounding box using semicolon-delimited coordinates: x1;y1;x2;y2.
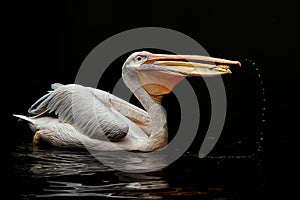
252;62;256;65
263;99;266;102
260;137;263;141
258;74;261;77
262;119;266;122
256;68;259;71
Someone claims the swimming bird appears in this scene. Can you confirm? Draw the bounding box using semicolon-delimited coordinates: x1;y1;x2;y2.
14;51;241;151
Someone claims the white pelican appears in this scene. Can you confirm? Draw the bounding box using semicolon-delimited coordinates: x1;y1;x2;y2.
14;51;241;151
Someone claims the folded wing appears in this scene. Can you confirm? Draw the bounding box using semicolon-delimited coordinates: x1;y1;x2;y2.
28;84;130;141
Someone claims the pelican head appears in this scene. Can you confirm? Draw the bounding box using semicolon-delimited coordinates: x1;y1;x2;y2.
122;51;241;102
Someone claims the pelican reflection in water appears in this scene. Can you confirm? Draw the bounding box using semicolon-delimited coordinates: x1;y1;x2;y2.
14;52;241;151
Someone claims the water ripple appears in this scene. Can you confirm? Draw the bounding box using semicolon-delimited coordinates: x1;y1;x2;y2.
13;143;262;199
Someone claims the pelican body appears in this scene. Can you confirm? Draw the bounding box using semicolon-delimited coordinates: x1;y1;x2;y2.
14;52;241;151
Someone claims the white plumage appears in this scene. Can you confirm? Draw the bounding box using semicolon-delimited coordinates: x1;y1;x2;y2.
14;51;240;151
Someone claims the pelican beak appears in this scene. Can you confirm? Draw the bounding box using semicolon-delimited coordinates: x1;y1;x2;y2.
140;53;241;76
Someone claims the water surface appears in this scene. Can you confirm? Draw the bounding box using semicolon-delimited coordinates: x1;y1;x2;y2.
12;143;263;199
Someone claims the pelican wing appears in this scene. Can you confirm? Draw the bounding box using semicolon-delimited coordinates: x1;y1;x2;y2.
28;84;129;141
93;90;152;137
111;98;152;137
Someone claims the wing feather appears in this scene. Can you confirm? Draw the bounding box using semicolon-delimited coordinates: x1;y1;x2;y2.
28;84;129;141
103;93;152;136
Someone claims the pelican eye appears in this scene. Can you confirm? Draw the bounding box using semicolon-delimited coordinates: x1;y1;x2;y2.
136;56;143;62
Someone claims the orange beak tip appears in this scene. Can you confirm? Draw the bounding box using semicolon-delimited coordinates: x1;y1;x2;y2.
238;61;242;67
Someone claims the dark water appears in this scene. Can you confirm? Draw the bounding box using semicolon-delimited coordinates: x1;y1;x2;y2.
12;143;265;199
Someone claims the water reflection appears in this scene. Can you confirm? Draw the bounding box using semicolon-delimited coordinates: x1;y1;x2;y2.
29;149;112;177
40;180;169;199
13;143;262;199
90;149;170;173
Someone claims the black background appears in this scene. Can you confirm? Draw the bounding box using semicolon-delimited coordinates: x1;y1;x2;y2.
4;1;299;198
